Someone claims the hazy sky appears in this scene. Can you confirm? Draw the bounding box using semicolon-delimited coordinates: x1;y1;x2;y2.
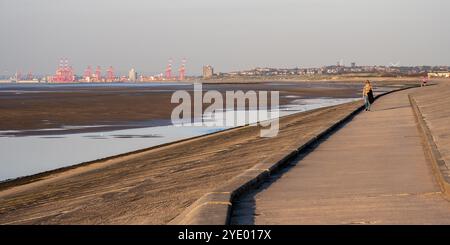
1;0;450;76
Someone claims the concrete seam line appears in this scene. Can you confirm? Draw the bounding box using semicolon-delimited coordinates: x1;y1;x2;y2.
408;94;450;199
204;201;232;206
166;196;232;225
170;86;417;225
249;169;271;172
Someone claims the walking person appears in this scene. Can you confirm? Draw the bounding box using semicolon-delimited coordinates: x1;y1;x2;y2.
421;76;428;87
363;80;373;111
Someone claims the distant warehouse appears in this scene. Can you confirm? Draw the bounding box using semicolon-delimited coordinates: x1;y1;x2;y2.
428;71;450;78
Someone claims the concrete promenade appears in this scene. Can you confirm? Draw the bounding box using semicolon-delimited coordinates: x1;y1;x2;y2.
232;88;450;224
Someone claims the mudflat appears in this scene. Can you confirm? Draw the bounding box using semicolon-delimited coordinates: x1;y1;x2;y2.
0;82;362;133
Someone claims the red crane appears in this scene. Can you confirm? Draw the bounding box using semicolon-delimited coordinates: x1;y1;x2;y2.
67;65;74;82
83;66;92;81
106;66;115;82
53;58;63;82
178;58;186;81
95;66;102;82
165;58;172;80
53;58;74;82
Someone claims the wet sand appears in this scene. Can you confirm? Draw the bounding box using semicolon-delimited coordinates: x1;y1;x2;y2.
0;82;361;135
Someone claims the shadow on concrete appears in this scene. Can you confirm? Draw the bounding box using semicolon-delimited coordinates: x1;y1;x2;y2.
376;105;411;112
229;116;357;225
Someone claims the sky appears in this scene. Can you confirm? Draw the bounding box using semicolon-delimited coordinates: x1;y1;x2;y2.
1;0;450;76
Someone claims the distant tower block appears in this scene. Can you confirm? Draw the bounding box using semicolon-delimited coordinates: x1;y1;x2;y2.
95;66;102;82
165;58;172;80
178;59;186;81
106;66;115;81
202;65;214;79
128;68;137;82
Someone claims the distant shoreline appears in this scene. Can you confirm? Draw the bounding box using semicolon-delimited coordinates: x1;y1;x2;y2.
199;76;438;84
2;76;448;86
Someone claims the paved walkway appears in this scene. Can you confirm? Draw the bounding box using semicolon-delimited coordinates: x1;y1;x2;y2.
231;88;450;224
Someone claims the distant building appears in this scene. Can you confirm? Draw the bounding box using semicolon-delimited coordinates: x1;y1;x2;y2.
351;62;356;68
428;71;450;78
202;65;214;79
128;68;137;82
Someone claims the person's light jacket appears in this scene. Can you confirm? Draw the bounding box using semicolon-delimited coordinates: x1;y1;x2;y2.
363;84;372;96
